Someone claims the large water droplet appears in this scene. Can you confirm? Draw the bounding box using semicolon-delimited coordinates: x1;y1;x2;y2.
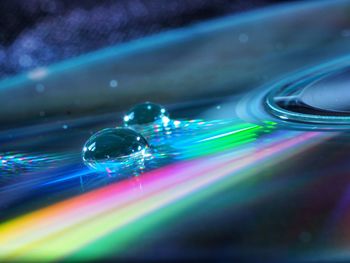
265;58;350;125
82;128;150;174
123;102;169;126
296;70;350;114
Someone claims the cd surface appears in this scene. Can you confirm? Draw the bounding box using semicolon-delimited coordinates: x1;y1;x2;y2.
1;1;350;262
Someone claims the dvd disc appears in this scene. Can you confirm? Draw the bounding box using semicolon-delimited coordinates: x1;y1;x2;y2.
1;1;350;262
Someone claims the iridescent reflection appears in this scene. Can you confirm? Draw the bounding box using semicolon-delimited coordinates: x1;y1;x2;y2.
0;152;67;183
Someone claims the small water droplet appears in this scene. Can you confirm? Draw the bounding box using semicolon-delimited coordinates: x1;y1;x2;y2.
82;128;150;174
123;102;169;126
109;79;118;88
342;29;350;37
238;33;249;43
35;84;45;93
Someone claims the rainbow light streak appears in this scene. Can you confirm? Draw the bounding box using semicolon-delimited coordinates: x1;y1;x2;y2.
172;121;272;159
197;126;258;142
0;130;331;261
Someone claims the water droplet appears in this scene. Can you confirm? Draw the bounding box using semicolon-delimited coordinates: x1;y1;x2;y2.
82;128;150;174
109;79;118;88
265;57;350;126
35;84;45;93
238;33;249;43
342;29;350;37
123;102;169;126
